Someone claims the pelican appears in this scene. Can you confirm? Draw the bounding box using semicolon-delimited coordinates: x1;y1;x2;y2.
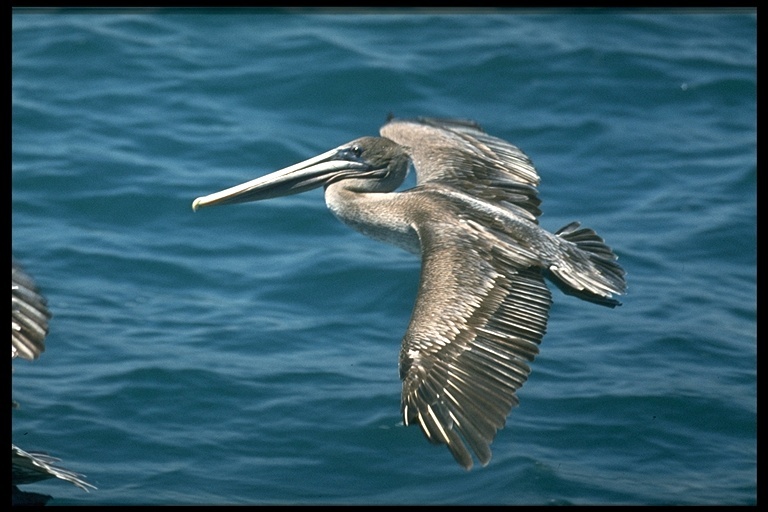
12;260;96;499
192;117;626;469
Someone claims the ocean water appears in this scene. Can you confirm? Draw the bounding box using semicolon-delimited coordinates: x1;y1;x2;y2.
11;9;756;505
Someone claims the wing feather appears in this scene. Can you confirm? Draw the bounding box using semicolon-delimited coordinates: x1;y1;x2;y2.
399;219;552;469
380;117;543;222
12;261;51;361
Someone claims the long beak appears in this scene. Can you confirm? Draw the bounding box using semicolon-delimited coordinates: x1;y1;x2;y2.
192;147;368;211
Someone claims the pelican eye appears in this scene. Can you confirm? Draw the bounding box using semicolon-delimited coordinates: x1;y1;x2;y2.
338;144;365;162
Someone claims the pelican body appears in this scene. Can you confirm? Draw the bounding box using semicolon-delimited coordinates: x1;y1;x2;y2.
193;117;626;469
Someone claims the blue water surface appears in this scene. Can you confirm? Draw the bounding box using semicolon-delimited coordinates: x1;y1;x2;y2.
12;8;756;505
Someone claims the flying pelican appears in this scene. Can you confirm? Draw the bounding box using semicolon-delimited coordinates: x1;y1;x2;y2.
12;260;96;499
192;117;627;469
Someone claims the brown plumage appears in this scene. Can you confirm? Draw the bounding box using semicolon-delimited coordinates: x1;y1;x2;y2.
193;117;626;469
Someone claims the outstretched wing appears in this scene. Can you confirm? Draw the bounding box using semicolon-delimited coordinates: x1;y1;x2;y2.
12;261;51;361
399;215;552;469
380;117;542;222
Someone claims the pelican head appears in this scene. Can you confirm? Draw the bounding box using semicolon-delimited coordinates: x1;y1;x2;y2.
192;136;410;211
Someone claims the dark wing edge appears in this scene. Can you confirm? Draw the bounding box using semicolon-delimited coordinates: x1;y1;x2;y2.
380;117;543;223
547;221;627;307
399;226;552;469
12;444;96;492
12;260;51;361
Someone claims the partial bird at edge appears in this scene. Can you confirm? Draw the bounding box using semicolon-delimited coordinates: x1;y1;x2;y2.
12;260;96;497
